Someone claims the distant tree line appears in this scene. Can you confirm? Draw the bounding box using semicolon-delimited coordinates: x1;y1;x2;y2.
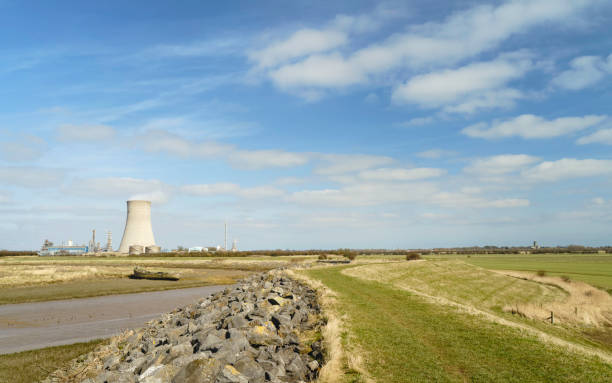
0;250;38;257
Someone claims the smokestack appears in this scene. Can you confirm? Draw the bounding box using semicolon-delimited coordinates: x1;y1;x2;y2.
118;200;156;253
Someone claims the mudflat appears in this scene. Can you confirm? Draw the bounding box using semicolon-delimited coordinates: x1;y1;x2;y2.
0;285;226;354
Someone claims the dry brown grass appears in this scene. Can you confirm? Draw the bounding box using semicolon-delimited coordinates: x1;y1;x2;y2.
0;265;131;288
500;270;612;328
286;269;372;383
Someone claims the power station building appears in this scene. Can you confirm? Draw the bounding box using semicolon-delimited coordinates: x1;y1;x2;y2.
118;200;159;254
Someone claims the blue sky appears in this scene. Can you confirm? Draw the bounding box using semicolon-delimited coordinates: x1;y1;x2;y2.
1;0;612;250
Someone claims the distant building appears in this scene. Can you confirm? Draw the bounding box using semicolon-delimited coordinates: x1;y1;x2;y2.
531;241;540;249
188;246;208;252
39;240;88;256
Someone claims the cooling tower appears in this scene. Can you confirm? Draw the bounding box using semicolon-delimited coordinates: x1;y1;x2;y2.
118;200;156;253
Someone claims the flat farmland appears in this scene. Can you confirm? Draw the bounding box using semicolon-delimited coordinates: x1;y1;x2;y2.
451;254;612;292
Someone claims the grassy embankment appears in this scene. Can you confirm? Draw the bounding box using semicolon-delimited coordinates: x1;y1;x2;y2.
303;262;612;382
0;255;304;305
0;339;106;383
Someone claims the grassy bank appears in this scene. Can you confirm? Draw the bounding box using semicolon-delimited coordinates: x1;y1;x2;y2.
0;339;104;383
304;265;612;382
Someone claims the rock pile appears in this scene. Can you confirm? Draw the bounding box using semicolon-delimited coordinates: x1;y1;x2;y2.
64;272;323;383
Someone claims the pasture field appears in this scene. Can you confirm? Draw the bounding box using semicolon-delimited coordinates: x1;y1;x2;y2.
302;261;612;382
451;254;612;292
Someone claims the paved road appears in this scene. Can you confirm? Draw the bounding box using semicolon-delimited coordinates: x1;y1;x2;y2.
0;285;226;354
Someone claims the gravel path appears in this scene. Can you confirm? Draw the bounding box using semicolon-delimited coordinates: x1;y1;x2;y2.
0;285;226;355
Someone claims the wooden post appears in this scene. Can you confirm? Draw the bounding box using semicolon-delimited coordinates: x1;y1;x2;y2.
550;311;554;324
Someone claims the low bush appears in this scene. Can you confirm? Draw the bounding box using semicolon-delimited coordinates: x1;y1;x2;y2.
318;254;328;260
406;253;421;261
561;275;571;283
536;270;547;277
344;253;357;261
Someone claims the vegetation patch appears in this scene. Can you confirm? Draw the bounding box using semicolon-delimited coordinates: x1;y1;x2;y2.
0;339;105;383
305;265;612;382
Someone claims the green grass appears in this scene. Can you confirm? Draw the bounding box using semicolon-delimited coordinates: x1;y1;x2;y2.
0;339;104;383
446;254;612;292
305;266;612;383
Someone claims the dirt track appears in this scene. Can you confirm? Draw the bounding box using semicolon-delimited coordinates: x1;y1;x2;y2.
0;285;225;354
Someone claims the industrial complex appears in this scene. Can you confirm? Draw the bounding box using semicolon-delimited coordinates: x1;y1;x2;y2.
38;199;236;256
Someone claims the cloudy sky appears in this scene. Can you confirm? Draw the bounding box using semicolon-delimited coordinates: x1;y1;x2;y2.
1;0;612;250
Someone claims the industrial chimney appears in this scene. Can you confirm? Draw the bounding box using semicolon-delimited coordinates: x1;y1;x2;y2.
118;200;157;253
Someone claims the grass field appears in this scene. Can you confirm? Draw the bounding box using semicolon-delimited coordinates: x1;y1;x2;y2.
0;339;105;383
304;265;612;382
451;254;612;292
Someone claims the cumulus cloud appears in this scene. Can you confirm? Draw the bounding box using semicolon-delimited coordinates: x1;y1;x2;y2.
521;158;612;181
0;166;64;188
0;135;46;162
181;183;284;199
358;167;446;181
415;149;456;159
576;128;612;145
289;181;528;209
552;54;612;90
314;153;394;175
249;29;348;69
462;114;607;139
229;150;309;170
392;55;531;113
70;177;172;203
138;130;309;170
252;0;595;97
464;154;540;176
57;125;116;141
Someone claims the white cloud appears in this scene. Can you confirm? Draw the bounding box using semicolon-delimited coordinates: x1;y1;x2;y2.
522;158;612;181
576;128;612;145
138;130;308;170
592;197;606;205
552;54;612;90
314;154;394;175
181;183;284;199
415;149;455;159
358;167;446;181
464;154;540;176
70;177;172;203
249;29;348;69
58;125;116;141
0;166;64;188
0;135;46;162
139;130;232;158
229;150;309;170
392;56;531;113
463;114;607;139
181;183;240;196
255;0;596;96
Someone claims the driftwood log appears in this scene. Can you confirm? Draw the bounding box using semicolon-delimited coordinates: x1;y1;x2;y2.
129;267;179;281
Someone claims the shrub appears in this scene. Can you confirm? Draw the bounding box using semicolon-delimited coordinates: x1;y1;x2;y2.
561;275;571;283
318;254;328;260
536;270;547;277
344;253;357;261
406;253;421;261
